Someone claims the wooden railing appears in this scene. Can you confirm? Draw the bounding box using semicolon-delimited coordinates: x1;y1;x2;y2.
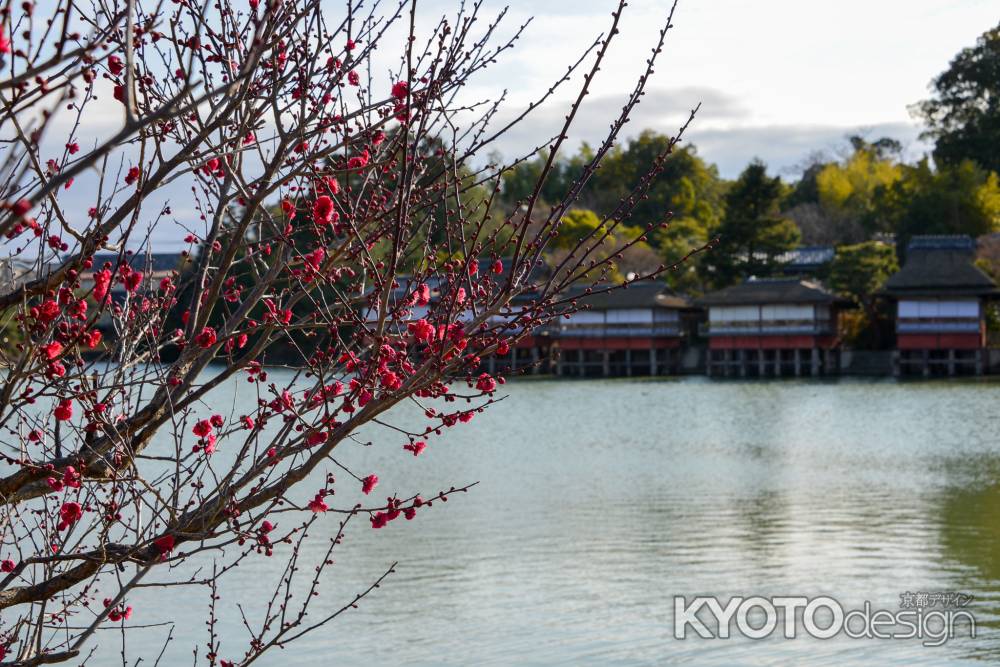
896;317;980;333
555;323;681;337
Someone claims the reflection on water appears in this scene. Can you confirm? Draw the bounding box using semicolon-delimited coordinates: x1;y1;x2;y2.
110;376;1000;665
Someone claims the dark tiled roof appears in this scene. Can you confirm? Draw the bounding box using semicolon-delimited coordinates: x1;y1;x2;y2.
883;235;997;296
565;281;689;310
695;278;841;306
774;245;835;267
906;235;975;251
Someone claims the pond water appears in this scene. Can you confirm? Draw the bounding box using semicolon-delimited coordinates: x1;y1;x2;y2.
114;375;1000;665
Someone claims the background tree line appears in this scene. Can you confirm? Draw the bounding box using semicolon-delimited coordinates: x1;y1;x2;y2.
494;21;1000;310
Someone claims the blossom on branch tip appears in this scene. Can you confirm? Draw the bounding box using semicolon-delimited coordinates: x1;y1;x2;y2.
403;441;426;457
308;493;328;513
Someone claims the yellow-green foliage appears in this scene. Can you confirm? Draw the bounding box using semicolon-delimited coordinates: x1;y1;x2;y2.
552;209;614;250
816;148;902;220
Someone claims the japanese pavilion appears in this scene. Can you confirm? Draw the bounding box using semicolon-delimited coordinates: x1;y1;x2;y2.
882;235;999;376
696;277;849;377
552;282;690;377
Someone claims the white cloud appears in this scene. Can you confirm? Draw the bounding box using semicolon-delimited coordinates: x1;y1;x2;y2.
436;0;995;175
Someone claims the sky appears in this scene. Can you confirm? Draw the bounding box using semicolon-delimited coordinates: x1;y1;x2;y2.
23;0;998;252
445;0;998;177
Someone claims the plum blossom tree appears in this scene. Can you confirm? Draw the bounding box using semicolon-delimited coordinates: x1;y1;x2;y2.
0;0;706;663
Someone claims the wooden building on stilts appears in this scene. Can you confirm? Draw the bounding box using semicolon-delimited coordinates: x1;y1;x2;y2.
882;235;999;377
551;282;690;377
696;277;849;377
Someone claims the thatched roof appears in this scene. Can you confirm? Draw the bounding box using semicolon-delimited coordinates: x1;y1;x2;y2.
695;277;843;307
882;236;998;297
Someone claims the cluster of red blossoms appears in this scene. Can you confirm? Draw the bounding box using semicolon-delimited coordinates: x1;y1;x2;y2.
370;495;425;530
235;519;277;556
23;277;103;377
402;440;427;457
192;414;225;454
56;502;83;531
361;474;379;494
2;197;40;239
54;399;73;421
103;597;133;623
45;465;81;492
194;326;218;349
92;263;144;302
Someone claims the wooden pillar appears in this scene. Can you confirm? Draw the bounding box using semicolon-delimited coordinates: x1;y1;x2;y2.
739;349;747;378
758;349;766;377
488;354;496;375
794;349;801;377
947;349;956;377
650;347;658;376
625;348;633;377
555;348;563;376
530;347;539;375
810;348;819;377
602;350;610;377
509;347;517;372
